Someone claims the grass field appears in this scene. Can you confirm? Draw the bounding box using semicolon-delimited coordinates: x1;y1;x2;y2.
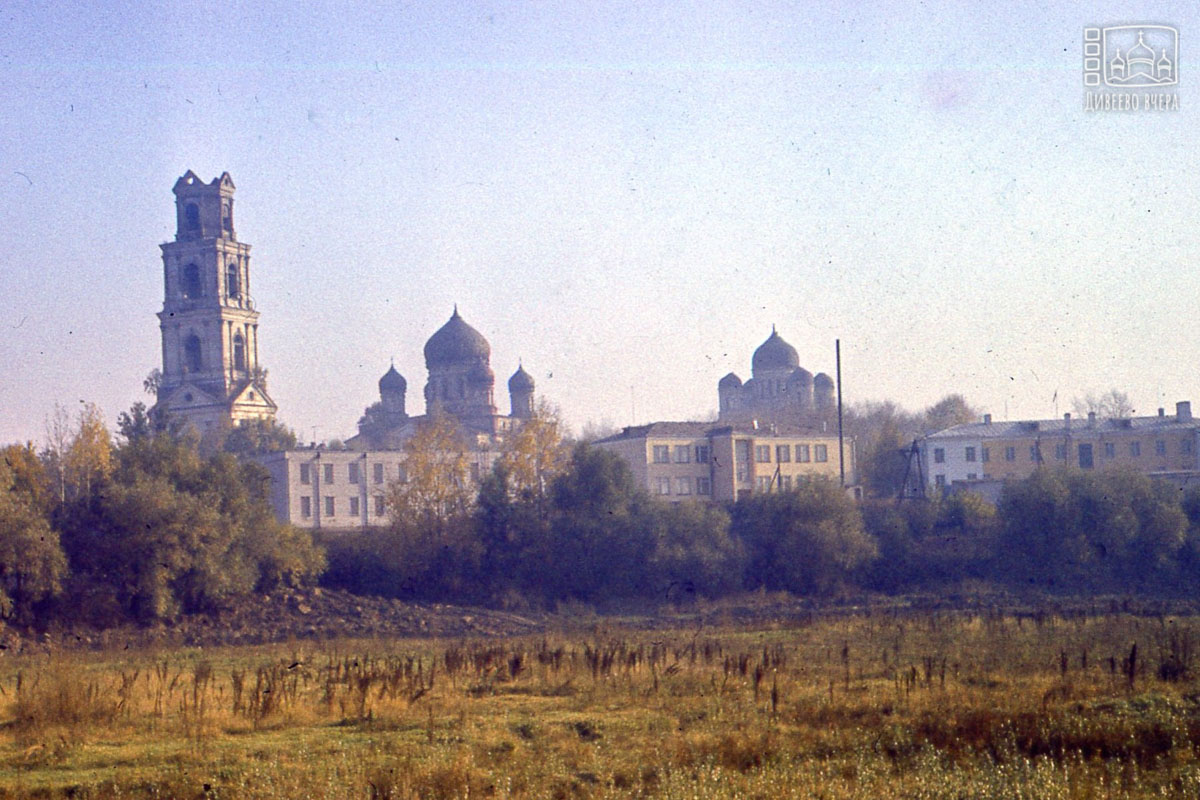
3;608;1200;798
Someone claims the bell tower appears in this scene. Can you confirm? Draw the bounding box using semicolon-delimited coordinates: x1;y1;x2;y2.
153;171;276;432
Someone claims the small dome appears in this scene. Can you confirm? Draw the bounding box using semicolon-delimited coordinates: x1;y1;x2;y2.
424;307;491;369
752;328;800;373
509;364;535;392
719;372;743;389
379;364;406;394
814;372;834;388
789;367;813;385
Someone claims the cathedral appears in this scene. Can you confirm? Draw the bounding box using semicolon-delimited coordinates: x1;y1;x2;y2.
152;171;277;431
717;327;835;429
346;307;536;450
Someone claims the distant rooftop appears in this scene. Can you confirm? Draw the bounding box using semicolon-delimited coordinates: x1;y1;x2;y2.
595;419;834;444
927;403;1196;440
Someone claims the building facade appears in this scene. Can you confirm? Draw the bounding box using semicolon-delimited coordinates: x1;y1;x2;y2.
596;421;854;503
920;401;1200;494
153;171;276;431
256;448;501;531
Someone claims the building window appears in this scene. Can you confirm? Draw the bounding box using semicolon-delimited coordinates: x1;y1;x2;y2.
676;477;691;495
736;465;746;482
349;497;360;516
1156;440;1167;456
300;463;310;485
755;445;771;463
777;444;791;463
1054;444;1067;460
324;496;335;517
324;464;334;484
185;203;200;231
1131;441;1141;457
184;334;203;373
814;444;828;462
796;445;810;463
300;496;311;518
696;477;712;495
780;475;793;491
674;445;691;464
227;263;239;298
981;447;990;463
1183;440;1194;455
1005;447;1015;462
348;462;360;484
965;447;976;462
182;263;202;299
695;445;710;463
935;474;946;487
967;473;977;480
397;465;407;483
374;495;385;516
373;463;384;484
1030;445;1042;463
657;477;671;495
755;476;771;492
652;445;671;463
934;448;945;464
233;333;246;370
1104;442;1116;458
736;440;751;462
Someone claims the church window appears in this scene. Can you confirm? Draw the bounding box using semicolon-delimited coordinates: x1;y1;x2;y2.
814;444;828;462
222;201;232;232
182;263;202;299
227;262;239;297
185;203;200;231
184;334;203;373
233;333;246;371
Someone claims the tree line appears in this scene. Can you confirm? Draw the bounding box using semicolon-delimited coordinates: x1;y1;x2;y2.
5;394;1200;630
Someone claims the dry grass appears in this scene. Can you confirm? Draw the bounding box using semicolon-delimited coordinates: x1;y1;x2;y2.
1;610;1200;797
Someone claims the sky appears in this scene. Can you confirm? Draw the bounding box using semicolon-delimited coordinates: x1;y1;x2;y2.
2;1;1198;446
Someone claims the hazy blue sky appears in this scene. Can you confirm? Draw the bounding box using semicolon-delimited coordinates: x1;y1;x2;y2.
2;1;1197;445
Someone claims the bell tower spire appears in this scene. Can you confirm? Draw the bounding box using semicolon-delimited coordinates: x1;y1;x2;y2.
153;171;276;432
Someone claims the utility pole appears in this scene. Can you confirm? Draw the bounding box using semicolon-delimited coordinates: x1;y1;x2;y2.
836;339;845;488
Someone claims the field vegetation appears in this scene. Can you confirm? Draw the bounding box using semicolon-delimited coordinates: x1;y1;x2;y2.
4;609;1200;798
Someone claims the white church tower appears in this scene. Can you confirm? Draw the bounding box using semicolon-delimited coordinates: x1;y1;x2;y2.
153;171;276;432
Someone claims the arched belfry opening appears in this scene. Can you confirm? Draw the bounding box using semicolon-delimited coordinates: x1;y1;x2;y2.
182;263;202;299
233;332;246;371
184;334;203;373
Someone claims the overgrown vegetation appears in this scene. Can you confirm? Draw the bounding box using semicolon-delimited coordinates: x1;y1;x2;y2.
4;611;1200;797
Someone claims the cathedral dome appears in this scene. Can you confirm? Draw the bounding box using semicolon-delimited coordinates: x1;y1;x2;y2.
814;372;834;389
467;363;494;385
718;372;743;389
509;364;535;392
424;308;491;368
789;366;813;385
752;327;800;373
379;364;406;394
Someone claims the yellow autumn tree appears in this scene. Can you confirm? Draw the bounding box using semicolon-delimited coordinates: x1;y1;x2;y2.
500;399;569;517
65;402;112;499
386;413;474;537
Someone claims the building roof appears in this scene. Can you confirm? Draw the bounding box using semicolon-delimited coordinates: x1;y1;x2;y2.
424;307;491;368
926;411;1200;441
751;327;800;373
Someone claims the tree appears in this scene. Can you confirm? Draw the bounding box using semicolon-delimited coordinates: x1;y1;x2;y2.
500;399;569;518
1072;389;1135;420
923;394;981;433
732;481;877;595
64;402;112;499
222;417;298;455
646;501;744;600
0;454;66;620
